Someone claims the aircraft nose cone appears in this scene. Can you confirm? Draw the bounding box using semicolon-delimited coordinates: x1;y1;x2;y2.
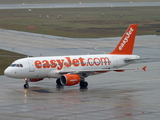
4;67;9;76
4;67;13;77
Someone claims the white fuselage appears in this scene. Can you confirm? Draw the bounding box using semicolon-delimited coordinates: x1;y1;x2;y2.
4;54;140;79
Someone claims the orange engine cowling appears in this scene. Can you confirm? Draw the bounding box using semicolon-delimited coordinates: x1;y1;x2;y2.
60;74;81;86
29;78;44;82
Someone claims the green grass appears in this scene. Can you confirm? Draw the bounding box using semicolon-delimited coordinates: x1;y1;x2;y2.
0;49;27;75
0;6;160;38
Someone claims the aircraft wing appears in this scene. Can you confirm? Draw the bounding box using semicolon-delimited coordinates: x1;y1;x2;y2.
59;66;146;74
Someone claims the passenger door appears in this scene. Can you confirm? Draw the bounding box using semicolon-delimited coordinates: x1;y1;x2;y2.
28;60;35;72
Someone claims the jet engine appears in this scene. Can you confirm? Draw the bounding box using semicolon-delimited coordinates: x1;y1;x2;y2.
29;78;44;82
60;74;81;86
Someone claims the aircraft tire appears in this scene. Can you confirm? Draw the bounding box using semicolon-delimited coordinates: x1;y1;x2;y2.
24;84;29;89
80;81;88;88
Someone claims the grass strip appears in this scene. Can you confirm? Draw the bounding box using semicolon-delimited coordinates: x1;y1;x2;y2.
0;6;160;38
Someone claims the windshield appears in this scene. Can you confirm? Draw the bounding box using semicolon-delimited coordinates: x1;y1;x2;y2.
10;64;23;67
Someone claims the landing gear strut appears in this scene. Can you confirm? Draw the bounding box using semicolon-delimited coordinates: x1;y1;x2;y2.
56;78;64;89
24;78;29;89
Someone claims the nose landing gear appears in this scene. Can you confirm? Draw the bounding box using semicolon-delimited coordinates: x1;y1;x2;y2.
24;78;29;89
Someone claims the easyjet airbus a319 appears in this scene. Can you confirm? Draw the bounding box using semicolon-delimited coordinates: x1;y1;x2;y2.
4;24;146;89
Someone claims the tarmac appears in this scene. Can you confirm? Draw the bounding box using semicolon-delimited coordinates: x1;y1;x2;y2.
0;29;160;120
0;2;160;9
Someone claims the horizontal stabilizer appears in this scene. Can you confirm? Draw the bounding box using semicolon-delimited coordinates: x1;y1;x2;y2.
142;66;147;71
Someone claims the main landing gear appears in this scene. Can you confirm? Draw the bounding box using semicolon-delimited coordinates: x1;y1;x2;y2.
79;81;88;89
24;78;29;89
79;74;88;89
56;78;63;86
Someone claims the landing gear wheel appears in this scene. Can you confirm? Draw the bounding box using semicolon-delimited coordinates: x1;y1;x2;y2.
24;84;29;89
56;78;63;86
80;81;88;89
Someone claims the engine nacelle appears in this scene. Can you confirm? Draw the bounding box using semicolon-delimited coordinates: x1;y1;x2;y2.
29;78;44;82
60;74;81;86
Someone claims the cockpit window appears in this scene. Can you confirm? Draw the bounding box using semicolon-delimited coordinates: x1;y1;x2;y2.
11;64;16;67
10;64;23;67
20;64;23;67
16;64;20;67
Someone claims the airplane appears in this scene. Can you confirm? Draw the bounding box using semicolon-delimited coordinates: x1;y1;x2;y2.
4;24;146;89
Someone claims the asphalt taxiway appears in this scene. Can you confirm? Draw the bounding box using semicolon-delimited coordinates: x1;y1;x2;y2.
0;29;160;120
0;2;160;9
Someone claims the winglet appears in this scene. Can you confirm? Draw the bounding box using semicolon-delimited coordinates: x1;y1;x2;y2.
109;24;138;55
142;66;147;71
